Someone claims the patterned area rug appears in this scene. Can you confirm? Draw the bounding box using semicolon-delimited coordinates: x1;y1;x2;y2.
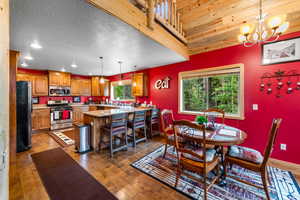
131;146;300;200
48;128;75;147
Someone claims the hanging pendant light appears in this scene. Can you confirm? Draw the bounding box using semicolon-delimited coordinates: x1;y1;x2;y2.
118;61;123;86
99;57;105;84
238;0;289;47
132;65;137;87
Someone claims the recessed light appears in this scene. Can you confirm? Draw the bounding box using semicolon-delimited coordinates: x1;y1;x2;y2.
71;64;77;68
24;55;33;60
21;62;28;67
61;68;66;72
30;41;42;49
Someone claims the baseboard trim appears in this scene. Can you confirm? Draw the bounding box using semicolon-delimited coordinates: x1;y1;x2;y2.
269;158;300;173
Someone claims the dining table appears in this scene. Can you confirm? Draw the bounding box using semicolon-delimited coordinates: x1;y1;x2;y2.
177;122;247;185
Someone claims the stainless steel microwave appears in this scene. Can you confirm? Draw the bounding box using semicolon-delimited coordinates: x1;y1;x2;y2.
49;86;71;96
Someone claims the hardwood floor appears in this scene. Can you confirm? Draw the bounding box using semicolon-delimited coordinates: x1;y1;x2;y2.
10;132;300;200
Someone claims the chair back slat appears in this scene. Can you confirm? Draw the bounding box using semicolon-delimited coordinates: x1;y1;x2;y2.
151;108;160;119
173;120;208;166
262;118;282;166
110;113;128;128
133;110;146;125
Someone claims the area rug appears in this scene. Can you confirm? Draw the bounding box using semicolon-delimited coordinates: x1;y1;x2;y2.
131;145;300;200
48;128;75;147
31;148;117;200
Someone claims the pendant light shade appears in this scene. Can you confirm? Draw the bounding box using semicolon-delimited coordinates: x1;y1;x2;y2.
118;61;123;85
99;57;105;84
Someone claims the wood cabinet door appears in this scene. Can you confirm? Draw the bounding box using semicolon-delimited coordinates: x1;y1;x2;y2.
71;78;81;96
48;71;61;86
17;73;35;95
91;77;100;96
62;73;71;87
132;73;143;96
31;109;50;130
33;75;48;96
81;79;91;96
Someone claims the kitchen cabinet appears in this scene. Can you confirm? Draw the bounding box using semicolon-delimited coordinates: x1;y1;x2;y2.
17;73;48;96
49;71;71;87
33;75;48;96
71;77;91;96
91;77;101;96
132;72;148;96
32;108;50;130
72;106;89;124
91;77;110;96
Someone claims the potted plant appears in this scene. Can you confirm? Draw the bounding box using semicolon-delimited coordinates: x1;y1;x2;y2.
195;115;208;125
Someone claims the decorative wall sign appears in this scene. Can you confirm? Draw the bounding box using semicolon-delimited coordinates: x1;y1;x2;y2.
154;77;170;89
260;69;300;98
262;37;300;65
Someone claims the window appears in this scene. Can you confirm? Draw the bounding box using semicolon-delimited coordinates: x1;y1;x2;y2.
111;80;134;101
179;64;244;119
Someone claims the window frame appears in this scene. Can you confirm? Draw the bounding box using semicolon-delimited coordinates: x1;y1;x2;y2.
178;63;245;120
110;79;135;101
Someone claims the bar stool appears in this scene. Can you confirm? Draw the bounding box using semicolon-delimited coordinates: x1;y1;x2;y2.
101;113;128;158
147;108;160;138
128;110;147;147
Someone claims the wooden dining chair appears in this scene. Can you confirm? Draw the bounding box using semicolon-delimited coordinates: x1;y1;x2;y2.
147;108;160;138
160;109;180;158
224;118;282;200
128;110;147;147
203;108;225;124
173;120;221;200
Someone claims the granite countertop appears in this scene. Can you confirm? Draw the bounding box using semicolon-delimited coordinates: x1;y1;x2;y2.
83;107;151;118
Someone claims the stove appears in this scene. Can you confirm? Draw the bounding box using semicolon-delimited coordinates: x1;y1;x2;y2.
48;100;73;130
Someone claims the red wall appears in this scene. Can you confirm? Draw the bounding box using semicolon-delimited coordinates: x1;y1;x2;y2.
109;32;300;164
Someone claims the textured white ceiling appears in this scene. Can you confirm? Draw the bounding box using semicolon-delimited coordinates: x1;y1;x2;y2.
10;0;185;76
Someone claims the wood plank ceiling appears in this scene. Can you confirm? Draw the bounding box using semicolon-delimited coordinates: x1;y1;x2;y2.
176;0;300;55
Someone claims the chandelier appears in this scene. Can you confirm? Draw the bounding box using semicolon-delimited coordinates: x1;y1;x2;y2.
239;0;289;47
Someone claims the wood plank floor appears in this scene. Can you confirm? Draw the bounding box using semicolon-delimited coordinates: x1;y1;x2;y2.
10;132;300;200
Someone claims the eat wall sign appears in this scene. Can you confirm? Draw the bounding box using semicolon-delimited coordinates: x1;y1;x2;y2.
154;77;170;89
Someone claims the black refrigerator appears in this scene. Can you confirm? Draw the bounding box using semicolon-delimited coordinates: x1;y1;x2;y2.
16;81;32;152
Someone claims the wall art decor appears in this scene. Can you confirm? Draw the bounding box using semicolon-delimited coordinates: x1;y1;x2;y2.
261;37;300;65
260;69;300;98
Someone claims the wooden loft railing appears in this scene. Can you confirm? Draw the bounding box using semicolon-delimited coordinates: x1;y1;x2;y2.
130;0;187;44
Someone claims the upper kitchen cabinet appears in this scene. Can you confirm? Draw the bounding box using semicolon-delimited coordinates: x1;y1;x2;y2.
91;77;101;96
91;77;110;96
17;73;48;96
71;76;91;96
33;75;48;96
48;71;71;87
132;72;148;96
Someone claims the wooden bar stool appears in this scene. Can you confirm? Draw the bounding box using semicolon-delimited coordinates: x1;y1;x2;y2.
147;108;160;138
128;110;147;147
101;113;128;158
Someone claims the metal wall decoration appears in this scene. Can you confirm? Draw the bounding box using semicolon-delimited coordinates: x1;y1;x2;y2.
260;69;300;98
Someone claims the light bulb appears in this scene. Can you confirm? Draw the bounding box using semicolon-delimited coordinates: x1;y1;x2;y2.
276;22;289;34
100;77;105;84
24;55;33;60
30;41;42;49
118;80;123;86
268;16;282;28
71;64;77;68
238;35;247;42
133;82;137;87
252;32;259;41
240;25;252;35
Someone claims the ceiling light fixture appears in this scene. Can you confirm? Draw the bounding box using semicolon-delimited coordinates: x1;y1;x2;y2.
99;57;105;84
132;65;137;87
238;0;289;47
118;61;123;86
61;68;66;72
71;63;77;68
30;41;42;49
21;62;28;67
24;55;33;60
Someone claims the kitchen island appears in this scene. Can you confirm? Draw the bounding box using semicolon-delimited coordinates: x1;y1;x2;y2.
83;107;152;152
